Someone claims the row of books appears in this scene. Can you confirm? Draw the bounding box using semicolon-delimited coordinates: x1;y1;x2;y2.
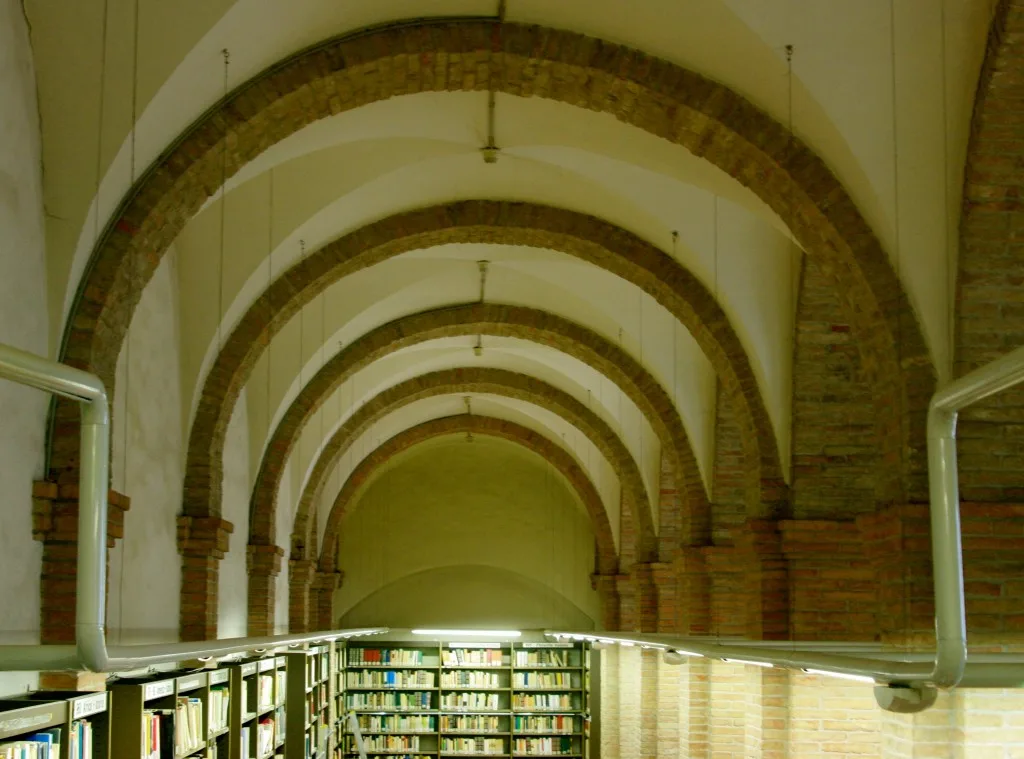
512;673;575;689
441;737;504;754
442;671;501;688
441;715;500;732
209;686;230;733
514;737;574;754
513;716;576;733
175;697;205;754
307;654;328;684
348;735;423;751
442;693;500;711
0;728;61;759
443;650;503;668
69;721;94;759
348;692;433;710
348;670;436;688
513;651;573;668
357;715;435;732
348;649;425;666
512;694;574;710
258;675;275;709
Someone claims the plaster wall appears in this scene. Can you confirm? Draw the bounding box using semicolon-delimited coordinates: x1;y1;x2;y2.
0;0;47;697
333;437;600;628
219;392;251;638
107;250;183;644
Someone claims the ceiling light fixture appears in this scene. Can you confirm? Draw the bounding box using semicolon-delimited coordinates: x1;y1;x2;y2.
723;658;773;668
803;669;876;684
411;629;521;638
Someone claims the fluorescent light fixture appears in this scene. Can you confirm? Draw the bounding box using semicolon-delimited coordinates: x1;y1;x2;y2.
411;629;521;638
619;641;634;647
723;658;773;668
803;668;876;684
674;649;704;658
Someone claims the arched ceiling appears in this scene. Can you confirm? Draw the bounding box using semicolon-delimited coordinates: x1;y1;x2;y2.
26;0;997;567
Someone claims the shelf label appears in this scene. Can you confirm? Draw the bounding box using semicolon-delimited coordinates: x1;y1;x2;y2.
178;676;204;692
242;663;258;676
258;659;275;672
0;711;58;739
520;643;567;649
144;681;174;700
210;670;229;685
72;694;107;719
448;642;500;649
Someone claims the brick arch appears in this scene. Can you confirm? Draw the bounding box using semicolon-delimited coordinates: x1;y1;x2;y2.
186;202;768;559
291;367;635;568
316;414;612;577
957;0;1024;502
250;303;689;561
54;19;928;509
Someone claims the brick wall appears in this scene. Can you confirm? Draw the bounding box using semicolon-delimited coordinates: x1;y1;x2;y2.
792;257;878;519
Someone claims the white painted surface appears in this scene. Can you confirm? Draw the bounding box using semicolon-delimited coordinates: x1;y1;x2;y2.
274;460;293;634
0;0;46;696
219;391;251;638
107;251;182;644
334;437;601;627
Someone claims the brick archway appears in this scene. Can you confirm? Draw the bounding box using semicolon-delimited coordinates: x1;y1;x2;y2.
957;0;1024;503
180;201;779;542
316;414;611;575
55;20;927;509
281;367;639;632
248;303;693;555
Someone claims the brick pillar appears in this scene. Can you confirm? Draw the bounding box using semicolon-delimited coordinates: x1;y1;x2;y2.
679;657;710;759
735;518;789;640
288;558;317;633
629;562;676;633
591;573;621;630
677;550;710;635
616;573;640;632
743;666;789;758
32;482;131;644
858;504;933;646
33;482;129;690
247;544;285;636
311;571;342;630
177;516;233;641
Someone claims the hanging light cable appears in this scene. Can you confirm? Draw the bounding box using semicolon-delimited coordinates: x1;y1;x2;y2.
266;171;274;466
217;49;230;353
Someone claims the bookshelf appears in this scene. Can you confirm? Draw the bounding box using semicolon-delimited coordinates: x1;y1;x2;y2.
223;656;288;759
0;690;110;759
284;646;333;759
341;640;589;759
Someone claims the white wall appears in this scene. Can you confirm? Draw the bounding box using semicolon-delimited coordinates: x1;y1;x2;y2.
0;0;47;696
333;437;601;628
219;391;251;637
107;250;183;643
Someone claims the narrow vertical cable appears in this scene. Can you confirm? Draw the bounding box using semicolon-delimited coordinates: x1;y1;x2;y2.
940;0;952;379
217;49;230;353
92;0;110;250
266;172;274;459
298;240;307;392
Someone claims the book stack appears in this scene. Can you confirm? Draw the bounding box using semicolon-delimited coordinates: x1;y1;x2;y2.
208;686;230;733
348;670;436;688
348;692;433;711
444;649;503;667
142;711;164;759
513;737;573;756
513;672;572;689
514;715;574;734
359;714;435;733
441;715;500;733
256;718;275;758
442;671;500;688
512;694;572;711
0;728;61;759
69;721;93;759
240;727;250;759
258;675;274;709
275;672;286;704
441;693;499;711
349;649;424;666
175;697;204;754
441;737;504;755
514;651;569;668
353;735;422;752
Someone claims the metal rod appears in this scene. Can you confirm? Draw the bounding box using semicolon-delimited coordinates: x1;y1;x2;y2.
0;342;387;672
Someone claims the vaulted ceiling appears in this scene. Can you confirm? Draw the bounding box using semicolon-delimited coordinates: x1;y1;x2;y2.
27;0;996;571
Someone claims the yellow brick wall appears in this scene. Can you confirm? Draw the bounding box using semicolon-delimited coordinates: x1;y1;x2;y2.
597;656;1024;758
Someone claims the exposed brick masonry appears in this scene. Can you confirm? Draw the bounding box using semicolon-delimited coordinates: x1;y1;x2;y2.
249;304;687;561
